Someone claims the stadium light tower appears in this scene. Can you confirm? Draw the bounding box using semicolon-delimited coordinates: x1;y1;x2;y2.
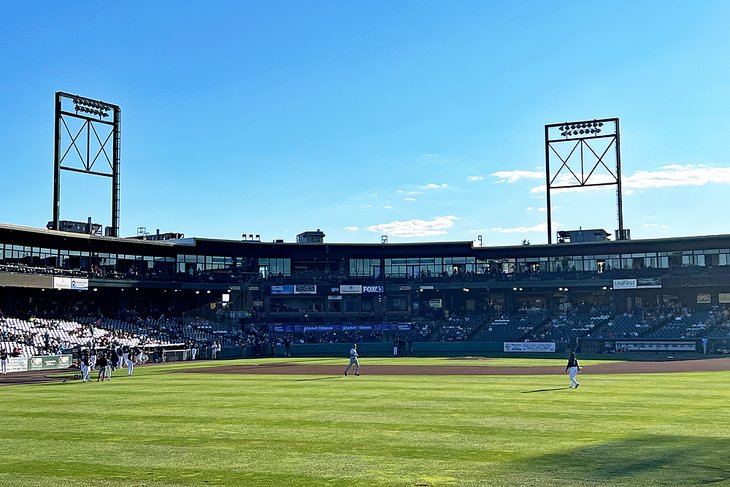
544;117;625;244
52;92;121;237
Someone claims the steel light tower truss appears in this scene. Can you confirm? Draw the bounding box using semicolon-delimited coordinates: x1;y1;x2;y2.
544;117;624;244
52;92;121;237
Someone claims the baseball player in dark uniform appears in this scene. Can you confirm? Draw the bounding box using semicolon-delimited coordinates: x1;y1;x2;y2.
566;351;582;389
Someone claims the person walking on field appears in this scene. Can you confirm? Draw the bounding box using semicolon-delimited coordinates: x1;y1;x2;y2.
0;349;8;374
566;351;582;389
344;344;360;376
127;350;135;376
96;353;108;382
80;351;91;382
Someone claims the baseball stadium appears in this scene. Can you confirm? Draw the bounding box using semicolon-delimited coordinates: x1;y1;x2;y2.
1;90;730;486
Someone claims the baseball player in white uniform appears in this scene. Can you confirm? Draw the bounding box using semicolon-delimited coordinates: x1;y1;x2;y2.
344;344;360;376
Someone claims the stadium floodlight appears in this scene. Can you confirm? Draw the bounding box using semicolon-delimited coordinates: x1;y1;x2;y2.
73;95;111;119
545;117;624;244
53;92;121;237
559;120;604;138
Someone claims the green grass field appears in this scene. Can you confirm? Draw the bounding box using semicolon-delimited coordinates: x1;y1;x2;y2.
1;358;728;486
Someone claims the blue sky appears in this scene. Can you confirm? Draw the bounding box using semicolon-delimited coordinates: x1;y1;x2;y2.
2;1;730;245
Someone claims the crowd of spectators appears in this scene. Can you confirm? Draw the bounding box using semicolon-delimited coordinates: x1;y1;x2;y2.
4;300;730;361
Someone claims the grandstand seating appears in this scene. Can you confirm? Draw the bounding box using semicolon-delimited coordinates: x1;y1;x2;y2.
643;311;712;339
0;316;172;357
3;306;730;359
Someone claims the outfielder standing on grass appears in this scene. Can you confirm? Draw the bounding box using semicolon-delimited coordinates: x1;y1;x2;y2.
344;343;360;376
566;351;582;389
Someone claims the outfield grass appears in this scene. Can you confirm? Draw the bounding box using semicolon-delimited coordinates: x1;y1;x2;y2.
1;358;728;486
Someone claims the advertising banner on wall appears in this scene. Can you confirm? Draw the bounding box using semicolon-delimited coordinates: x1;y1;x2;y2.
271;285;294;294
503;342;556;352
53;277;89;290
294;284;317;294
7;357;29;373
339;285;363;294
612;278;661;290
637;277;662;289
271;323;412;333
362;285;384;294
615;341;696;352
613;279;637;290
28;354;73;371
719;293;730;304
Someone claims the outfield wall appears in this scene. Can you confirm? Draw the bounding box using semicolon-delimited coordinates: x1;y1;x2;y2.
217;338;727;359
223;342;564;358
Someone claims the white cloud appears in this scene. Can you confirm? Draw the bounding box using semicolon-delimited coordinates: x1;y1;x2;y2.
367;216;457;237
467;175;484;182
359;204;373;208
641;223;669;229
422;183;448;189
344;226;359;232
625;164;730;189
383;205;393;209
403;197;417;201
490;222;548;234
529;164;730;193
492;170;544;183
397;190;421;195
